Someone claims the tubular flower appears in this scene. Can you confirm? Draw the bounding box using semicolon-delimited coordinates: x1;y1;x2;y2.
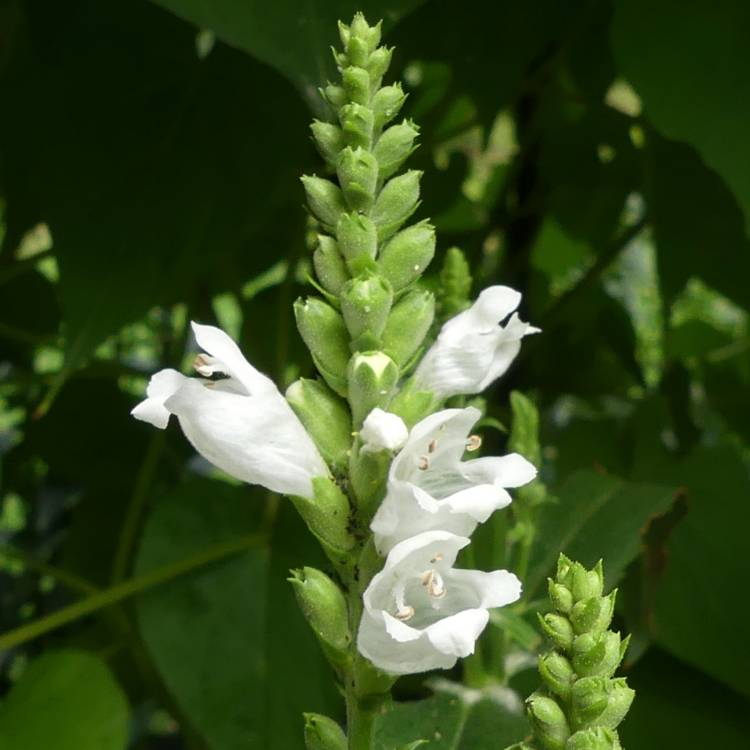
370;407;536;553
357;530;521;674
131;322;328;499
413;285;539;399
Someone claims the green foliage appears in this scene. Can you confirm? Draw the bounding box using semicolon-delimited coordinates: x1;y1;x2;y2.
2;0;750;747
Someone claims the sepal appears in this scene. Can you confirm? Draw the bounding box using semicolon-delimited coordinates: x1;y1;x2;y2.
343;66;371;105
339;103;374;149
372;83;407;129
572;631;622;678
311;121;344;166
286;378;352;471
303;713;347;750
340;273;393;340
372;170;422;241
337;213;378;273
565;728;622;750
381;289;435;366
314;235;349;295
548;579;573;614
539;652;576;702
377;220;435;290
373;120;419;178
301;176;346;230
527;693;570;750
539;612;575;651
337;147;378;211
570;592;616;636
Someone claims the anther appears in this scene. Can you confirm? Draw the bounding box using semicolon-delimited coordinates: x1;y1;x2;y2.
395;605;415;621
418;455;430;470
430;553;444;564
428;439;438;453
193;353;213;376
466;434;482;452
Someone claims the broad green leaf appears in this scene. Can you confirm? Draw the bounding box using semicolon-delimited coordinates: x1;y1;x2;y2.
135;480;339;750
646;444;750;699
150;0;425;107
0;650;129;750
526;470;677;599
621;648;750;746
612;0;750;234
374;685;528;750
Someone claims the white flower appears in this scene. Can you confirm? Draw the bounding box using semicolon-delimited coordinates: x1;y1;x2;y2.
360;408;409;453
370;407;536;553
414;285;539;398
358;530;521;674
131;322;328;499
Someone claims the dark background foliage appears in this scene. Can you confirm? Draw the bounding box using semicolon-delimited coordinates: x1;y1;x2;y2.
1;0;749;747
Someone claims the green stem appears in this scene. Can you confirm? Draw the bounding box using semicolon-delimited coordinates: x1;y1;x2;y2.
0;533;260;650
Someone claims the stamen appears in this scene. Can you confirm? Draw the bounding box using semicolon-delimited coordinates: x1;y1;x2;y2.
193;353;214;376
428;438;438;453
395;605;415;621
418;455;430;470
466;434;482;452
393;582;414;621
430;553;444;564
420;569;447;598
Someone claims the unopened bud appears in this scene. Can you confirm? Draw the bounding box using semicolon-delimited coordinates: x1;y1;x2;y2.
377;220;435;290
343;66;371;105
294;298;350;395
366;46;392;82
381;289;435;366
539;612;575;651
311;121;344;166
548;580;574;614
301;176;346;231
323;83;347;110
555;553;574;587
388;382;437;429
313;236;349;295
337;147;378;211
340;273;393;341
570;561;604;602
291;477;354;559
339;103;374;149
286;378;352;470
290;567;351;662
337;213;377;273
372;170;422;241
303;712;347;750
374;120;420;179
348;351;399;425
571;591;615;635
570;676;610;728
572;631;622;678
595;678;635;730
349;13;381;52
538;651;576;702
526;693;570;750
566;727;622;750
372;84;407;129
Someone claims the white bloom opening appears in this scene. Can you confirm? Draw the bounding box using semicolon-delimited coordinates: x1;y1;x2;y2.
360;408;409;453
131;322;328;499
414;285;539;399
358;530;521;674
370;407;536;553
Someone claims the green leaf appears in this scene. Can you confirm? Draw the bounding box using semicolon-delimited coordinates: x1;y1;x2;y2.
612;0;750;234
135;479;339;750
374;684;528;750
526;470;677;599
149;0;425;107
620;648;750;747
0;650;129;750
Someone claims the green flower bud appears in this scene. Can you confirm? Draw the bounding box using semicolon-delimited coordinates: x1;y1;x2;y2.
570;561;604;602
571;592;616;636
291;476;354;560
286;378;352;470
381;289;435;366
570;676;610;729
555;554;574;587
348;13;381;52
377;220;436;290
595;679;635;731
303;712;347;750
294;298;350;395
539;612;575;651
347;351;399;425
374;120;420;179
339;103;374;149
311;121;344;166
337;213;377;273
323;83;347;110
366;46;392;82
572;631;622;678
313;235;349;295
527;693;570;750
289;567;351;663
337;147;378;211
439;246;472;317
389;383;437;428
301;176;346;231
548;580;574;614
372;83;407;129
372;170;422;241
340;273;393;340
566;727;622;750
345;36;368;68
539;651;576;702
343;66;371;105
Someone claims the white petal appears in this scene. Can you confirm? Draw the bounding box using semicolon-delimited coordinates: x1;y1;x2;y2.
477;313;540;391
360;408;408;453
424;608;489;658
130;369;187;429
383;612;421;642
442;483;513;522
448;569;522;609
165;379;325;498
461;453;537;488
444;285;521;335
191;322;275;396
